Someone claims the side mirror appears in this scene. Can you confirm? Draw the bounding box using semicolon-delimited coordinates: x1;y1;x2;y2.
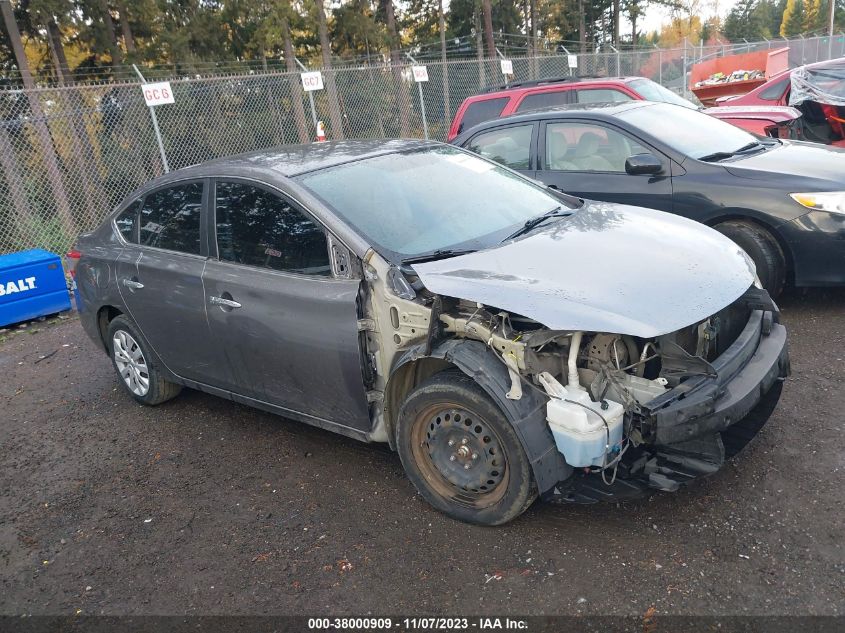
625;153;663;175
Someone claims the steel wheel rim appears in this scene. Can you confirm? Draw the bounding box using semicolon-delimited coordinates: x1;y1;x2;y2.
411;403;509;509
112;330;150;396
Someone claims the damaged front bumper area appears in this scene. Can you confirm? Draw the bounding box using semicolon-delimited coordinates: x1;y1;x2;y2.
550;305;790;504
647;310;788;447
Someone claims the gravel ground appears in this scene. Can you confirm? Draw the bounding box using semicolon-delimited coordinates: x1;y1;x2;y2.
1;290;843;617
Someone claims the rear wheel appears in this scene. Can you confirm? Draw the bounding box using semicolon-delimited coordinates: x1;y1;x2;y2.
396;371;536;525
107;315;182;406
714;220;786;297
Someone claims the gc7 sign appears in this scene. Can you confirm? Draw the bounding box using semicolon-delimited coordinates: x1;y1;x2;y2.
301;71;324;92
141;81;175;106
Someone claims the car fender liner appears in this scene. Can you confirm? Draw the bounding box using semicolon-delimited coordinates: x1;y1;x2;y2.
391;339;572;494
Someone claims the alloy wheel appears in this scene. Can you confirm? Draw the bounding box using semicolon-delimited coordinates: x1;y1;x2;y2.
112;330;150;396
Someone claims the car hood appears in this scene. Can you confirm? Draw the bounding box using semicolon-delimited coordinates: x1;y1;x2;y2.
412;202;755;338
724;141;845;184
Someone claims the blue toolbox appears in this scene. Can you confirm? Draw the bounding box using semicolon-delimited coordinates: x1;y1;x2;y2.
0;249;71;328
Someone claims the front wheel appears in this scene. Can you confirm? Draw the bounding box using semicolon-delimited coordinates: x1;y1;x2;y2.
396;371;537;525
714;220;786;297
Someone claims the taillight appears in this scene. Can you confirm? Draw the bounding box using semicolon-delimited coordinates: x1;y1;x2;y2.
66;249;81;278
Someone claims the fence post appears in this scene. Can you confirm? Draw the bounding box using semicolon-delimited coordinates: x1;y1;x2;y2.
418;79;429;140
561;45;572;77
132;65;170;173
475;25;486;89
658;47;662;85
294;57;319;134
405;53;429;140
609;44;620;76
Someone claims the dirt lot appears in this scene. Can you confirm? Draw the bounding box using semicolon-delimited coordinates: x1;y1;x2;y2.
1;290;843;617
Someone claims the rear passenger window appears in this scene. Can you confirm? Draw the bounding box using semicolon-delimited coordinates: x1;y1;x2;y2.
215;181;331;276
759;78;789;101
466;124;533;170
139;182;204;254
576;89;633;104
115;199;141;243
458;97;509;134
516;91;571;112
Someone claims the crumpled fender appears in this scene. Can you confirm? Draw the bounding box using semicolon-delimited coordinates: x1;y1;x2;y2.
390;339;571;494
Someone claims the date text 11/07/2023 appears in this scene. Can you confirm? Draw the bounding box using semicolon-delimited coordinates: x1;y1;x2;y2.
307;618;529;630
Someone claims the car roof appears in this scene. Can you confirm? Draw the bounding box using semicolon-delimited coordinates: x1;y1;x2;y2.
114;138;445;259
475;76;641;100
139;139;439;187
454;100;654;138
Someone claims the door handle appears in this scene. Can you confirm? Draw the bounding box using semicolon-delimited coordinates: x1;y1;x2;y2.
209;295;242;309
122;278;144;290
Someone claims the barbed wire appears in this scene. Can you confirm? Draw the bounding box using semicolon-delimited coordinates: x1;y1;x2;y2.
1;29;844;88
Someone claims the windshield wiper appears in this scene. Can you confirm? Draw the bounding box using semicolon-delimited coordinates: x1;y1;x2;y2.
698;151;737;162
734;141;766;154
503;206;572;241
402;248;477;265
699;141;766;162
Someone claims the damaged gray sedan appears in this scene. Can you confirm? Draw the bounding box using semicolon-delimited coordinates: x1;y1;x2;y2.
72;139;789;525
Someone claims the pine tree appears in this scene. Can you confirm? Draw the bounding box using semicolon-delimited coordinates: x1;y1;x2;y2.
780;0;805;35
803;0;822;31
724;0;764;41
752;0;783;38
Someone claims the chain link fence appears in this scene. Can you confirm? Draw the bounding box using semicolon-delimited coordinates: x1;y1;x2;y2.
2;32;844;255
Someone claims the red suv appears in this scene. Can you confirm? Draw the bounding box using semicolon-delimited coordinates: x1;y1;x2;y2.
447;76;697;141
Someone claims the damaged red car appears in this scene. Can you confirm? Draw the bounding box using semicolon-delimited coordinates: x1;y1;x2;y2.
714;58;845;147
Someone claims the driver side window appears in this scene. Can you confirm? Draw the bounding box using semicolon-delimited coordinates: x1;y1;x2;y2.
544;122;647;173
466;124;533;170
214;181;332;276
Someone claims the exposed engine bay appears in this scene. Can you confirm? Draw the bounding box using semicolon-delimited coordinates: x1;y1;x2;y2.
436;298;745;484
360;249;787;502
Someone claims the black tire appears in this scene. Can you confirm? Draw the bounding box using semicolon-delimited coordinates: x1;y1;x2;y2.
714;220;786;297
396;371;537;525
106;315;182;406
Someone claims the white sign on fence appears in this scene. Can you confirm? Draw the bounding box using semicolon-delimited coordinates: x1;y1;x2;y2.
568;54;578;69
500;59;514;75
141;81;175;106
412;65;429;82
301;71;324;92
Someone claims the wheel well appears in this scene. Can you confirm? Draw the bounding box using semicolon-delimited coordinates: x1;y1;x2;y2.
96;305;124;352
705;214;794;284
383;357;456;449
384;340;572;493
